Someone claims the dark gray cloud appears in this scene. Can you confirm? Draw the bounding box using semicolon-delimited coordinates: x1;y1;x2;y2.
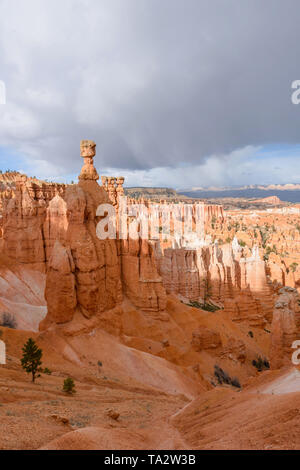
0;0;300;182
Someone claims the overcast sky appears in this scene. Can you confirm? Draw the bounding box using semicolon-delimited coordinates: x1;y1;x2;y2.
0;0;300;188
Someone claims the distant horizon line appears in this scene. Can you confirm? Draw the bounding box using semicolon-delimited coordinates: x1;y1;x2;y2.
126;183;300;191
1;170;300;192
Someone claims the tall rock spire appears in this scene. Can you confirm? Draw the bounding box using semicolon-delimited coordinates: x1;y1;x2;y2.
78;140;99;181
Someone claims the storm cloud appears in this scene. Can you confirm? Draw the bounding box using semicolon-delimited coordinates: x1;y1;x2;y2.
0;0;300;186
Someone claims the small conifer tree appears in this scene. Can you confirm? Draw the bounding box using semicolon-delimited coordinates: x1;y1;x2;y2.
21;338;43;382
63;377;76;395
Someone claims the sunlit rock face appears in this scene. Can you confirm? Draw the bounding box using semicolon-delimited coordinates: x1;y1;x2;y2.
45;240;77;324
2;177;48;271
41;141;167;327
1;173;66;271
270;286;300;369
42;179;122;326
155;240;273;327
120;238;167;312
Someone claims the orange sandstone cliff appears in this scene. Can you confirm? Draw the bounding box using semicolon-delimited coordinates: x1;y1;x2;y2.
0;143;299;450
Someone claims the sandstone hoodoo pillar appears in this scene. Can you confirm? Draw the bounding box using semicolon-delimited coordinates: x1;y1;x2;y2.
101;175;108;190
78;140;99;181
107;177;117;205
116;177;125;197
41;140;122;328
101;176;125;207
41;139;168;329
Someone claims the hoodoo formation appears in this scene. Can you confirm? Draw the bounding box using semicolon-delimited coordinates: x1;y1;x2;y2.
78;140;99;181
0;141;300;450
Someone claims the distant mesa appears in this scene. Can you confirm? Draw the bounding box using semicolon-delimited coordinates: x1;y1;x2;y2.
253;195;283;205
180;183;300;192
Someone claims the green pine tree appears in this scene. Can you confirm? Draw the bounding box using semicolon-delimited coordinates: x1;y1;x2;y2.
63;377;76;395
21;338;43;383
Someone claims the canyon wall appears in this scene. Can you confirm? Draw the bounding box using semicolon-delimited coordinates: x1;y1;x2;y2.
0;164;275;329
270;286;300;368
1;149;300;376
156;241;273;327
